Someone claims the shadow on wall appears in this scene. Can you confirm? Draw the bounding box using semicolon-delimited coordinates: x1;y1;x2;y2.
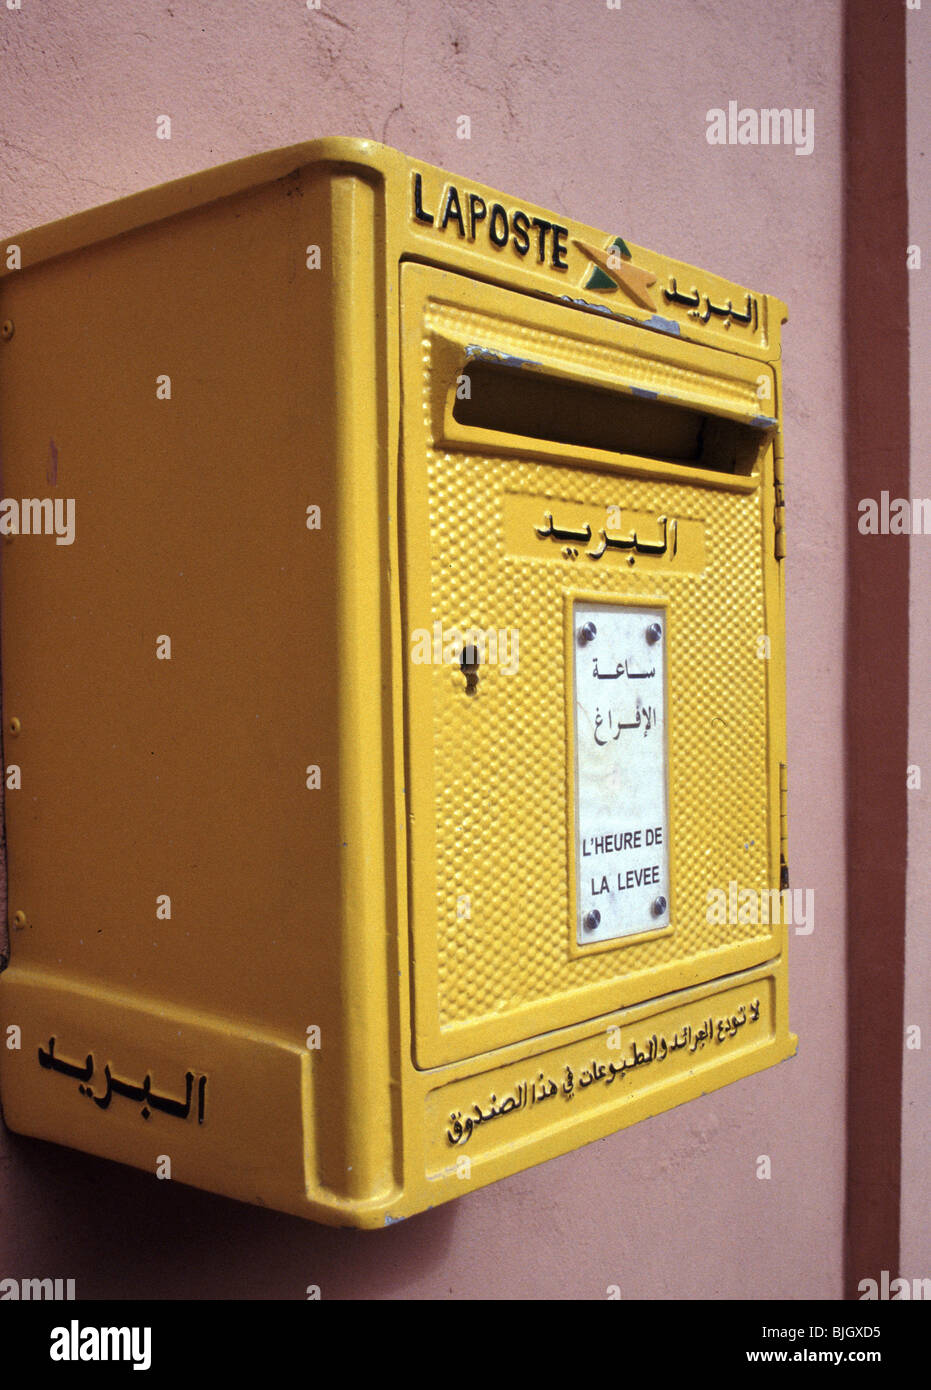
0;1128;456;1300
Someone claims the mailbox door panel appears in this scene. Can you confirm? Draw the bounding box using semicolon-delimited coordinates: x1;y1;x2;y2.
399;261;784;1069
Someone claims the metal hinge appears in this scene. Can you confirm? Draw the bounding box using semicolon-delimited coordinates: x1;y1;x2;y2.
779;761;789;888
773;440;786;560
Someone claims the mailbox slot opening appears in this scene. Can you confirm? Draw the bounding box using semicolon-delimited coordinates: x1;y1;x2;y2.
452;359;764;475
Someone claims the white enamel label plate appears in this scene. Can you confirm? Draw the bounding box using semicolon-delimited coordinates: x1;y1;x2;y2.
573;601;670;945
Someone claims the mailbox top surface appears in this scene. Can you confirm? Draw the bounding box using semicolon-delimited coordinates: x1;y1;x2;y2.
1;137;787;364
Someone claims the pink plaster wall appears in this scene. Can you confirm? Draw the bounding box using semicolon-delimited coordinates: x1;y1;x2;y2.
0;0;847;1298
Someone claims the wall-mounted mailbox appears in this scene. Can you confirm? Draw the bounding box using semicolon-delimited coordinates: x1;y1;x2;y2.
0;139;794;1226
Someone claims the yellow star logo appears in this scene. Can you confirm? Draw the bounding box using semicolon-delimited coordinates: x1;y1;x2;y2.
573;236;658;311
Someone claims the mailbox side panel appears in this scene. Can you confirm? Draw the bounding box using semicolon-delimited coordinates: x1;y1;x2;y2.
0;162;399;1220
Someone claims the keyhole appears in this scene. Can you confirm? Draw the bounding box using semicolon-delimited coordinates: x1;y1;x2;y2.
460;644;480;695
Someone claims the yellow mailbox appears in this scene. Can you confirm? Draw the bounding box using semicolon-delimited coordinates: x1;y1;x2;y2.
0;139;794;1226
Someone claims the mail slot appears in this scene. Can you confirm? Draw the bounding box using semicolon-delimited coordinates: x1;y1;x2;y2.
0;138;794;1226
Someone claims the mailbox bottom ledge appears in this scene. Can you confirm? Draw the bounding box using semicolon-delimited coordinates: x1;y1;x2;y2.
405;1030;797;1227
404;966;794;1225
0;964;794;1228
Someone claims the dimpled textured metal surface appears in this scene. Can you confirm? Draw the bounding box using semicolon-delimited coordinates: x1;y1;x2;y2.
416;305;772;1035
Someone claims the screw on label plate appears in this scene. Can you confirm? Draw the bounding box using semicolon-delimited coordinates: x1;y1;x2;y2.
583;909;601;931
579;621;597;645
8;716;21;735
1;320;13;341
652;896;667;917
12;911;27;928
646;623;663;644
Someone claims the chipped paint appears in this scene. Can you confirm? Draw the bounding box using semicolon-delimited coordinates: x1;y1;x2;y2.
640;313;682;337
632;386;658;401
427;1164;458;1181
558;295;616;317
465;344;542;369
751;415;778;429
